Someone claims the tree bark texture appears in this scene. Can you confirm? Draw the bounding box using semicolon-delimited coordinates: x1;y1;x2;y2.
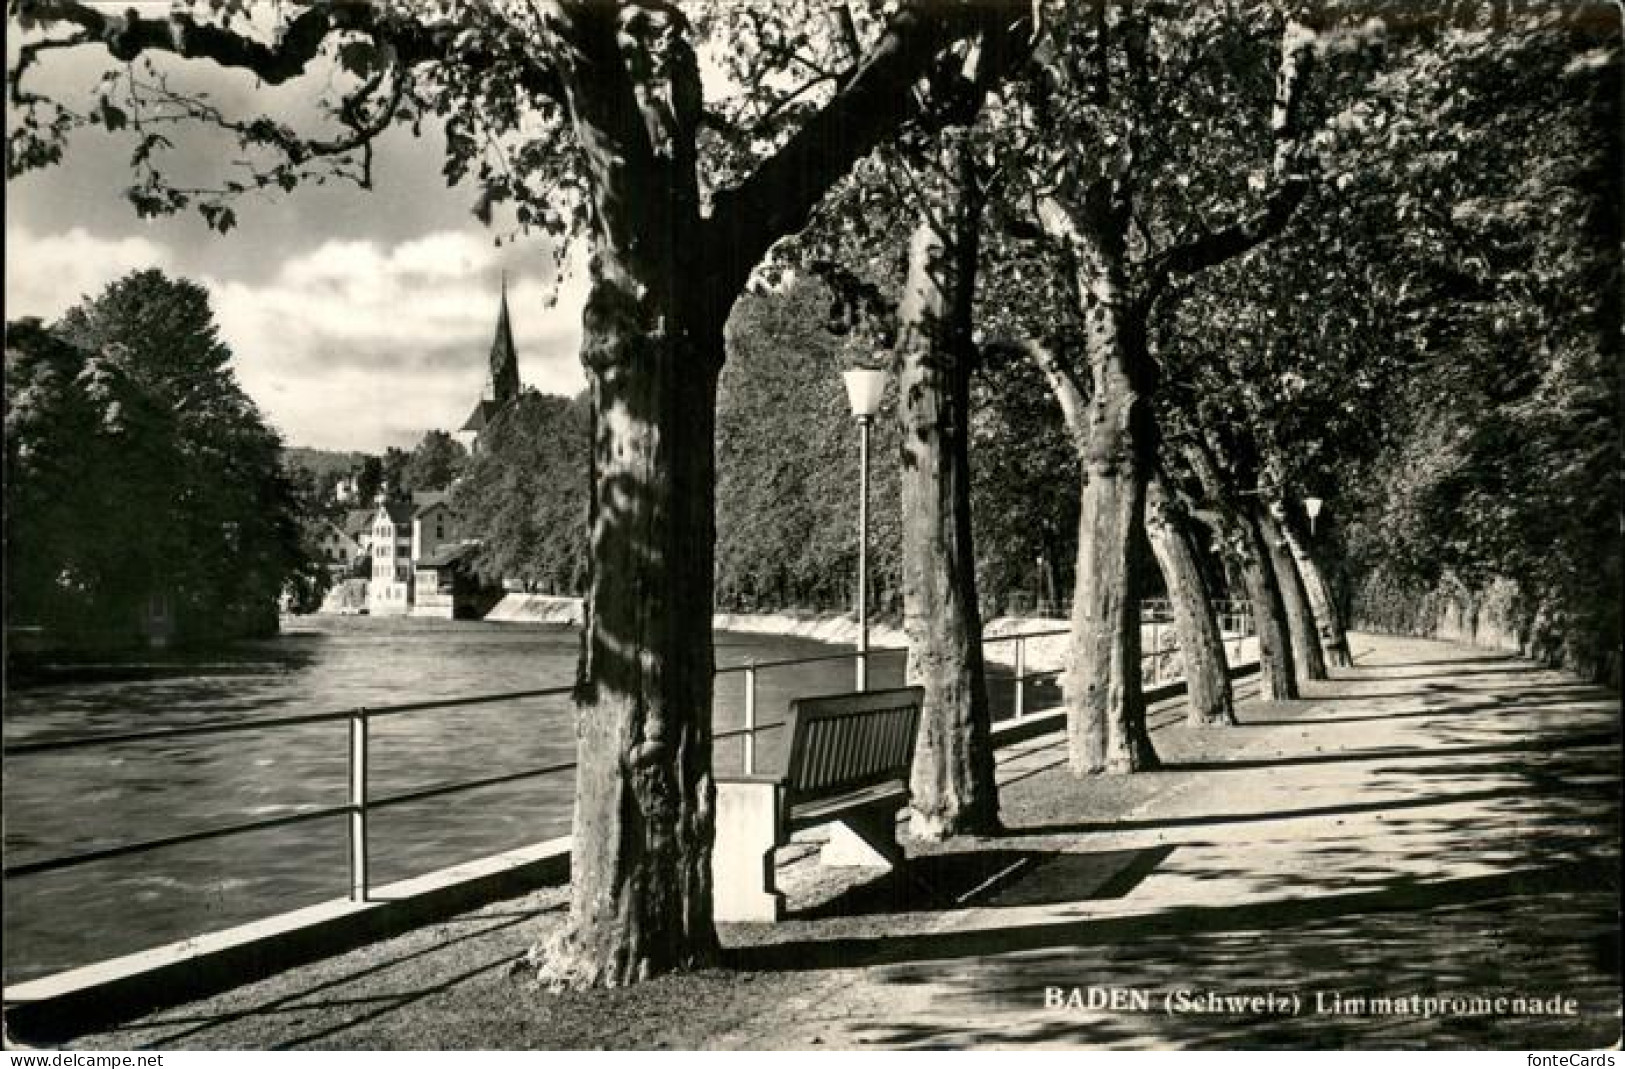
1184;444;1298;702
1257;506;1327;685
1013;14;1323;772
895;128;1000;840
1039;200;1159;776
536;4;720;987
1278;506;1353;667
1234;508;1300;701
1146;474;1236;727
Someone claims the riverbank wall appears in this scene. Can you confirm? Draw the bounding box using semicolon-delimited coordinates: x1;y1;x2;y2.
484;594;1075;671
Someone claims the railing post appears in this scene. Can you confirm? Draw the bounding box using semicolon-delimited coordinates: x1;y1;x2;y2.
743;661;757;776
348;709;368;902
1013;635;1026;720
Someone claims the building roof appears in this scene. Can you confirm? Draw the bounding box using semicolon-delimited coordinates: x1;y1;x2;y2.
376;500;415;526
416;542;478;569
459;398;505;434
342;509;375;539
412;490;452;513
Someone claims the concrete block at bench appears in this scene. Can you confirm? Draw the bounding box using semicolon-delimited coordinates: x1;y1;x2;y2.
820;808;903;870
713;779;785;923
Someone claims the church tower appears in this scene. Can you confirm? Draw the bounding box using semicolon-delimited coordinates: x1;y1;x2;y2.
459;275;523;452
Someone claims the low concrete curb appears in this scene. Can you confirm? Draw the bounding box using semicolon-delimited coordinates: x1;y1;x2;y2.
5;837;570;1043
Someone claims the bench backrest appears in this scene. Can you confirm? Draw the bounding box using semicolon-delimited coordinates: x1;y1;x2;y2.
781;686;923;807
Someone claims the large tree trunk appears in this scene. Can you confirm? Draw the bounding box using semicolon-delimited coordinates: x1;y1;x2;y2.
550;288;723;987
1238;509;1300;701
1067;455;1157;773
1257;506;1327;685
536;5;720;987
1031;199;1158;776
1184;443;1298;702
1066;309;1157;774
895;127;999;840
9;0;1034;994
1278;505;1353;667
1146;474;1235;727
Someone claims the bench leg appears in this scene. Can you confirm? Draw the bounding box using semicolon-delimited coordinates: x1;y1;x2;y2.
820;806;904;869
713;780;785;923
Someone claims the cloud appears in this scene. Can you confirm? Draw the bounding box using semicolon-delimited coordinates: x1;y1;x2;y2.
7;225;587;450
257;364;487;453
213;234;588;447
5;225;175;321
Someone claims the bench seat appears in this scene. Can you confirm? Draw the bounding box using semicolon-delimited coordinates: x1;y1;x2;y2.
713;686;922;923
787;779;908;830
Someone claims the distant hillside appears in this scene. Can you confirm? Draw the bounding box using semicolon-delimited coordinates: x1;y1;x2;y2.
282;446;371;478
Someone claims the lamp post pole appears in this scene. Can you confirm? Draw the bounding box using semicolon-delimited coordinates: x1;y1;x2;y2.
842;368;888;692
856;412;872;691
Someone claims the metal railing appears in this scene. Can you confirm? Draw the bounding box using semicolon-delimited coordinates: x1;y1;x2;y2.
3;684;582;898
713;647;904;777
3;653;921;900
4;601;1255;904
982;598;1254;720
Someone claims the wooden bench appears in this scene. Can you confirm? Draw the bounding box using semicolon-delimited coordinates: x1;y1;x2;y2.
712;686;923;923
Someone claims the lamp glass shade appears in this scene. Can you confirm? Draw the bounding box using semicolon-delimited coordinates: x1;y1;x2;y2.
1303;496;1324;520
842;368;888;419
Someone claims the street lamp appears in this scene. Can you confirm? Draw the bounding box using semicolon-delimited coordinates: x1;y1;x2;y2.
1303;495;1324;536
842;366;887;691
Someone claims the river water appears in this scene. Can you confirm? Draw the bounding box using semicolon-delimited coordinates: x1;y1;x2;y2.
5;615;1028;983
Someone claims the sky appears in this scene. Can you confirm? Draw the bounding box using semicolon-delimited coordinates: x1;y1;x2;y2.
5;16;590;453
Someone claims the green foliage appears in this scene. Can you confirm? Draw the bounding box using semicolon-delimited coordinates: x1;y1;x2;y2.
385;446;410;493
281;446;368;525
403;429;468;493
282;446;369;481
5;271;307;646
354;455;385;505
719;277;1082;617
453;390;589;594
969;344;1080;609
441;277;1075;619
1150;9;1619;681
1338;14;1620;680
6;2;944;274
717;279;903;613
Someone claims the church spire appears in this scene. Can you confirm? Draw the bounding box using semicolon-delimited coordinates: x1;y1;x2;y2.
487;271;520;404
459;277;525;449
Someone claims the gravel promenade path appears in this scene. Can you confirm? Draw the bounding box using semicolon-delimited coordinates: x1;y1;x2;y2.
65;633;1620;1050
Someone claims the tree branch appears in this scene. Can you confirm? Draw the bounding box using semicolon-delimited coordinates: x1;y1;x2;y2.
991;336;1088;443
15;1;564;100
702;0;1029;315
808;258;898;347
1151;178;1309;280
1140;18;1319;295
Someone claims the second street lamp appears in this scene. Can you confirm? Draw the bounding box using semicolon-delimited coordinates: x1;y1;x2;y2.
842;367;887;692
1303;495;1324;536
